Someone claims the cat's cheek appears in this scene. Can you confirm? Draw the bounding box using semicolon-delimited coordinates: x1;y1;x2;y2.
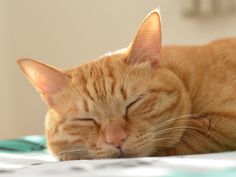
120;130;156;157
46;126;100;160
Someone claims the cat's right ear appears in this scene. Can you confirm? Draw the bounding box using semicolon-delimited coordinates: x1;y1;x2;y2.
128;9;162;68
17;58;71;109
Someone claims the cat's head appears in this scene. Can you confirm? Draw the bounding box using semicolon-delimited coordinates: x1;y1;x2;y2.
17;10;191;160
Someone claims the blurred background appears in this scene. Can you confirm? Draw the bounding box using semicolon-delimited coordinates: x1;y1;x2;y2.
1;0;236;139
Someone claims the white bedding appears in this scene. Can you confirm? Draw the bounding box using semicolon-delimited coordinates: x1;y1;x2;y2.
1;151;236;177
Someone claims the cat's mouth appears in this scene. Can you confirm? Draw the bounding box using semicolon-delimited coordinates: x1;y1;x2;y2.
117;147;124;158
116;147;135;159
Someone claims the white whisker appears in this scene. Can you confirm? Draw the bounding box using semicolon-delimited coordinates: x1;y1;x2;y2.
148;113;201;133
123;49;156;90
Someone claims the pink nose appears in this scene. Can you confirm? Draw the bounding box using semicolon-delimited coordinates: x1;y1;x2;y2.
104;123;128;148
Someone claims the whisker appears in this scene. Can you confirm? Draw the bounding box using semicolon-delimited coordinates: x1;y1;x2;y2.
58;146;88;156
135;122;198;141
154;137;181;142
134;127;191;144
58;148;92;160
123;49;156;89
149;113;202;132
153;125;217;141
153;126;190;135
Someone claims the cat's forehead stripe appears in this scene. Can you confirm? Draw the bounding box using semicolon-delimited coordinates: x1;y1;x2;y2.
105;57;116;95
78;67;96;101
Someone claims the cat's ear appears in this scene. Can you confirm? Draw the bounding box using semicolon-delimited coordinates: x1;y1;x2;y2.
128;9;162;67
17;58;71;109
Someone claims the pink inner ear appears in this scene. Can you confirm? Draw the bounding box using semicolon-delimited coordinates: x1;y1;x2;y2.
30;67;67;95
18;58;68;98
129;10;162;65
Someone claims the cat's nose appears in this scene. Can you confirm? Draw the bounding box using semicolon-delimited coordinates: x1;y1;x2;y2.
105;131;128;148
104;123;128;148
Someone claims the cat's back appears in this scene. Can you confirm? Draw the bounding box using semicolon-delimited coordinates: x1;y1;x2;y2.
205;37;236;67
208;37;236;58
162;37;236;113
209;37;236;46
162;37;236;84
162;37;236;61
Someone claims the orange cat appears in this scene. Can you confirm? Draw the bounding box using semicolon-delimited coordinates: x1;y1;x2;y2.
17;10;236;160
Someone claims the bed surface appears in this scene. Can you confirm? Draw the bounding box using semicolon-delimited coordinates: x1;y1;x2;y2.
0;136;236;177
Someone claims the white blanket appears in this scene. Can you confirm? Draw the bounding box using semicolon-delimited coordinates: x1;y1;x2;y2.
1;151;236;177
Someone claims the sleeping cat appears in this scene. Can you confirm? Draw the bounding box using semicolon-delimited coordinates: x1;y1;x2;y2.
17;10;236;160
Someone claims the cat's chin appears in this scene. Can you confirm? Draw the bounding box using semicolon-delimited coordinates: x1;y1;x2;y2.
57;148;137;160
59;155;93;161
57;149;121;161
55;145;154;160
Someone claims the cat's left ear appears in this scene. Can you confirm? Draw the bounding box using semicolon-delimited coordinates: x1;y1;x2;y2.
128;9;162;68
17;58;72;111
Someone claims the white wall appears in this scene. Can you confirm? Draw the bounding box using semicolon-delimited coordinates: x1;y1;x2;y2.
1;0;236;139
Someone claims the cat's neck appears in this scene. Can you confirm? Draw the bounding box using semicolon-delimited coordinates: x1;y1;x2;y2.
161;45;202;93
161;45;211;114
161;39;236;99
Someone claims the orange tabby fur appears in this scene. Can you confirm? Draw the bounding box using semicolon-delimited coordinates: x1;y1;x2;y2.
17;10;236;160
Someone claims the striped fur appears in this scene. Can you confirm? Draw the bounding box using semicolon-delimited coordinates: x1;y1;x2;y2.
17;10;236;160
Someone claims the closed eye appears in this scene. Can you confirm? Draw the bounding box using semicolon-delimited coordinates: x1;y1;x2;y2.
72;117;97;124
125;97;143;117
